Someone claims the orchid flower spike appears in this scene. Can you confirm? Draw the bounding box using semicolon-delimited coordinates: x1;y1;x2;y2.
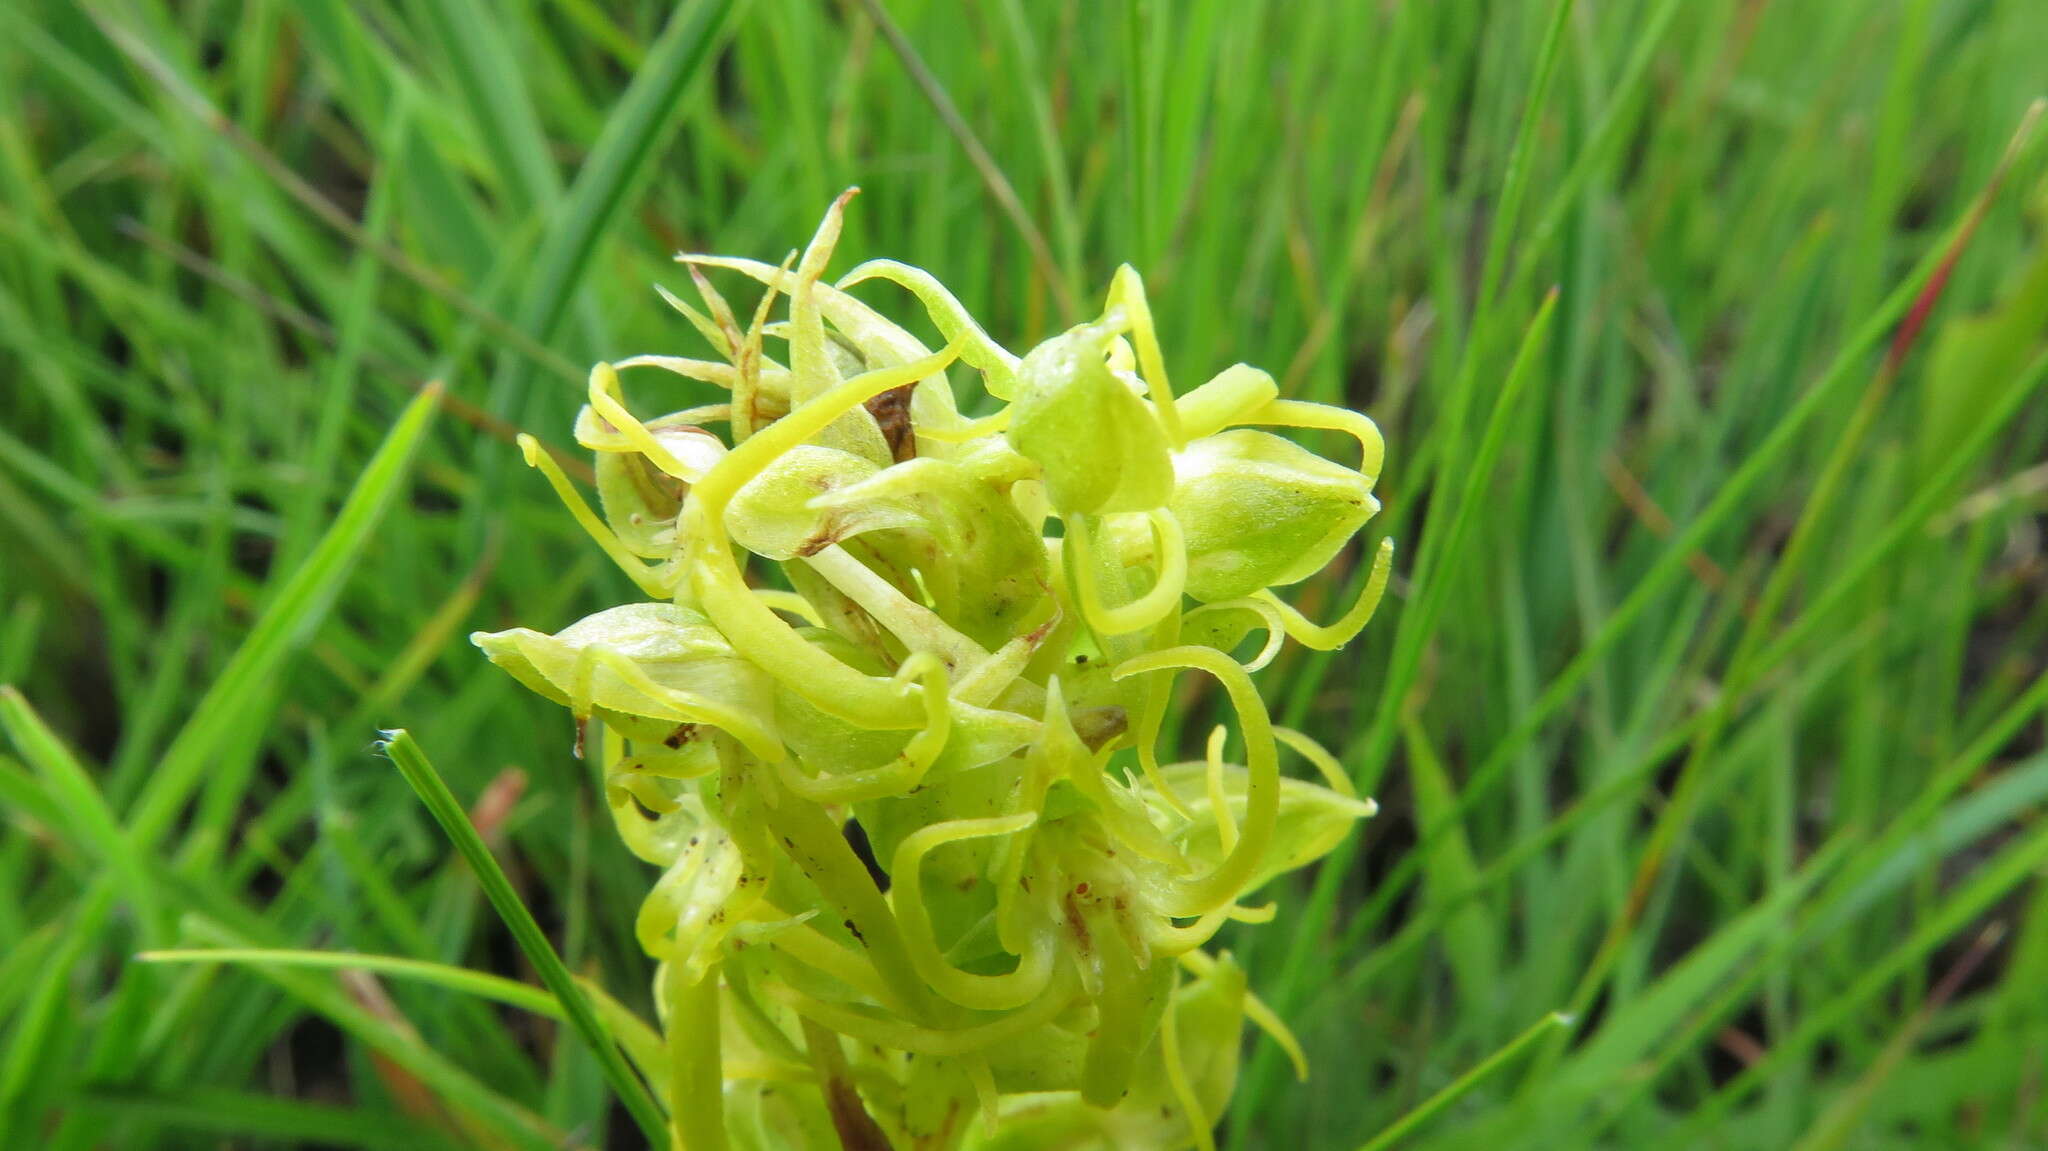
475;192;1396;1151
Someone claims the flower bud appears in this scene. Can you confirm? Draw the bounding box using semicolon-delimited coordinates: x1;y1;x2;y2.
472;602;776;753
807;456;1051;650
1008;325;1174;516
1168;429;1379;603
581;413;728;558
724;444;921;560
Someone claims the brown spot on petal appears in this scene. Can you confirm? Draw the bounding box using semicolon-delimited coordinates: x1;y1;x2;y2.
1063;890;1093;960
864;382;918;463
796;531;840;558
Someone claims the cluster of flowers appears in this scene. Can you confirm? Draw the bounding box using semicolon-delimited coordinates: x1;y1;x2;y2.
475;193;1393;1151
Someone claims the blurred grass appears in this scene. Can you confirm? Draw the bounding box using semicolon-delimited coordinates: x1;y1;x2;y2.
2;0;2047;1148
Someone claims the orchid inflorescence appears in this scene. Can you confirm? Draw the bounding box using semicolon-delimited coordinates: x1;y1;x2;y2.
474;191;1395;1151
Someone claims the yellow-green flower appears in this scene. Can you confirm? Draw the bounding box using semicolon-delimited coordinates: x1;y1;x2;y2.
475;193;1395;1151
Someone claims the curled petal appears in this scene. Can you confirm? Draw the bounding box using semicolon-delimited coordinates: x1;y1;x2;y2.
1180;949;1305;1082
774;653;952;804
1248;397;1386;482
1183;597;1288;672
1106;263;1184;447
1176;364;1281;441
1252;536;1397;651
839;258;1023;397
1273;725;1358;798
1112;645;1282;916
1063;509;1188;637
1205;726;1237;854
515;434;676;598
890;811;1056;1011
584;363;723;482
1156;968;1212;1151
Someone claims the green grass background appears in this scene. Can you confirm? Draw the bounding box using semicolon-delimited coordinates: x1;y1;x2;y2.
4;0;2047;1147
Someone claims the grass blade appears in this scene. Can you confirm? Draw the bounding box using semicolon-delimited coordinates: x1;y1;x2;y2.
380;729;669;1146
0;688;156;929
162;915;570;1151
77;1086;463;1151
138;948;563;1019
127;385;444;852
1355;1011;1571;1151
488;0;743;419
854;0;1078;321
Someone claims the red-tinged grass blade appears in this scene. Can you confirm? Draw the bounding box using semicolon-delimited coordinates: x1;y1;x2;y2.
1885;99;2045;373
